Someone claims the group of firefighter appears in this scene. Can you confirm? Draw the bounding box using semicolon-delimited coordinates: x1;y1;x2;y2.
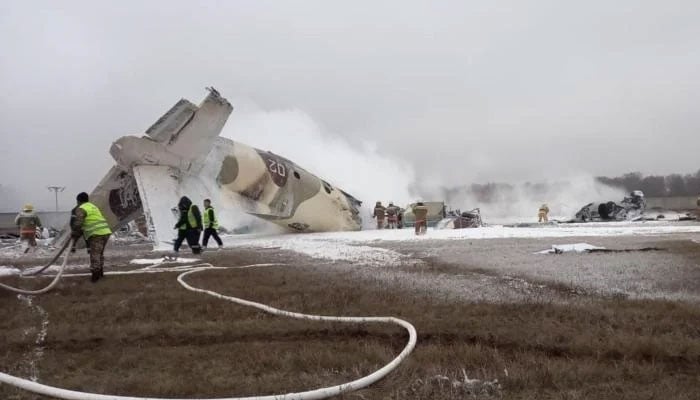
13;194;225;283
373;201;550;233
373;201;429;235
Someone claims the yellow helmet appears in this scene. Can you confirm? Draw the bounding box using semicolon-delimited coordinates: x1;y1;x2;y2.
23;203;34;212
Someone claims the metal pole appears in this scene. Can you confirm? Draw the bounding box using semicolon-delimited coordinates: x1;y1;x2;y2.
47;186;66;212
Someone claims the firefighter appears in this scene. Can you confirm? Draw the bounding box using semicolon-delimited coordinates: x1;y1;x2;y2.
71;192;112;282
386;202;400;229
15;204;42;253
373;201;386;229
538;203;550;223
413;202;429;235
173;196;202;254
202;199;223;250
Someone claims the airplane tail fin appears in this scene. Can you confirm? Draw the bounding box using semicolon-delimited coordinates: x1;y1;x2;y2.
147;87;233;169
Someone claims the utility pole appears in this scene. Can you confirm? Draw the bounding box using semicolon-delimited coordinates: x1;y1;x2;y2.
47;186;65;212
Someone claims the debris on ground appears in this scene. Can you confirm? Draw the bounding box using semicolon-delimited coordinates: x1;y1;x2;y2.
129;257;200;265
537;243;667;254
536;243;606;254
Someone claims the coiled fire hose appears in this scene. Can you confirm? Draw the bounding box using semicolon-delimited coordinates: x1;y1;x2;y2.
0;262;418;399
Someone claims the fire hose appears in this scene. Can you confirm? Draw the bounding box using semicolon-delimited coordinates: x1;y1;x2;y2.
0;262;417;399
0;239;74;295
22;236;73;277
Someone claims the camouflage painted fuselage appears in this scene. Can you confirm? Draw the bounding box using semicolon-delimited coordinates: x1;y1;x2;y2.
214;139;361;231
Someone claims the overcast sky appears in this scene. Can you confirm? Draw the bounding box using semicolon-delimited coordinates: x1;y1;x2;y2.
1;0;699;211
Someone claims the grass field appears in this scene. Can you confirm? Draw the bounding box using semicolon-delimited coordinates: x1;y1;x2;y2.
1;237;700;399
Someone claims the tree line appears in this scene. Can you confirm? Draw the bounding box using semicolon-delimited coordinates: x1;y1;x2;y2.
596;170;700;197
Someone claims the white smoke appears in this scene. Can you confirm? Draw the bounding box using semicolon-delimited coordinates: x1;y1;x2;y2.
427;176;628;224
222;101;416;228
220;100;629;227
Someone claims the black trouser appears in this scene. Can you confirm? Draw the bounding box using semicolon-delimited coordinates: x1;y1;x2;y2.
202;228;222;247
174;229;202;254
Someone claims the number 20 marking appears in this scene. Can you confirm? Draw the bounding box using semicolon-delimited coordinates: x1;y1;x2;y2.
268;159;286;177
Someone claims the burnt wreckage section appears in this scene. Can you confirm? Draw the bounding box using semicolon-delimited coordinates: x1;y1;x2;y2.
575;190;646;222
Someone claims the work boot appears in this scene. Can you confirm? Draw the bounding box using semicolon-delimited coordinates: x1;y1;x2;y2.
90;270;100;283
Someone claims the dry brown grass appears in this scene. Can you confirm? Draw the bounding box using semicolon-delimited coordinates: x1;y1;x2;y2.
1;246;700;399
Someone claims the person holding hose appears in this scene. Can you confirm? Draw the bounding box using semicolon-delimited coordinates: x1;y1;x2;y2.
71;192;112;282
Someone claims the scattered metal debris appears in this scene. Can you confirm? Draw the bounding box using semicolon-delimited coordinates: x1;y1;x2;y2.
436;208;483;229
537;243;666;254
574;190;646;222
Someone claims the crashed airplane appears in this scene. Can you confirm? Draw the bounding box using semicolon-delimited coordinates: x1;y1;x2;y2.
63;88;362;247
574;190;646;222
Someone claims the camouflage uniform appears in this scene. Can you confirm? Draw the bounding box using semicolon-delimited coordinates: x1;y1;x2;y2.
15;210;42;251
71;207;110;276
373;202;386;229
412;204;429;235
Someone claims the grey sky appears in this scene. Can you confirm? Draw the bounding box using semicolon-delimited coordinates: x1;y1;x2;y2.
1;0;699;210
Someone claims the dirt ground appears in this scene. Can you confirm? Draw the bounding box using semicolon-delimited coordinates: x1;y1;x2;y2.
1;233;699;399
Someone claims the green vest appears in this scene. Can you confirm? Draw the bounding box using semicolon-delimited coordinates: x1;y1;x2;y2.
78;202;112;240
179;205;198;230
203;207;219;229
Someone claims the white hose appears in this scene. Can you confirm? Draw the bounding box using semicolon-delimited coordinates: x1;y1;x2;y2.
0;262;418;400
22;237;73;277
0;239;74;295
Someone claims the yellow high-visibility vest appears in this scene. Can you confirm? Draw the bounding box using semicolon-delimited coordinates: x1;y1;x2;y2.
203;207;219;229
78;202;112;239
179;205;198;230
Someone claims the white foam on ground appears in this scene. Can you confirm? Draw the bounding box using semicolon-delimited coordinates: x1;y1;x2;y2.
19;264;89;275
224;235;412;266
17;294;49;382
0;243;60;259
0;264;88;276
0;266;21;276
536;243;606;254
222;222;700;264
129;257;200;265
